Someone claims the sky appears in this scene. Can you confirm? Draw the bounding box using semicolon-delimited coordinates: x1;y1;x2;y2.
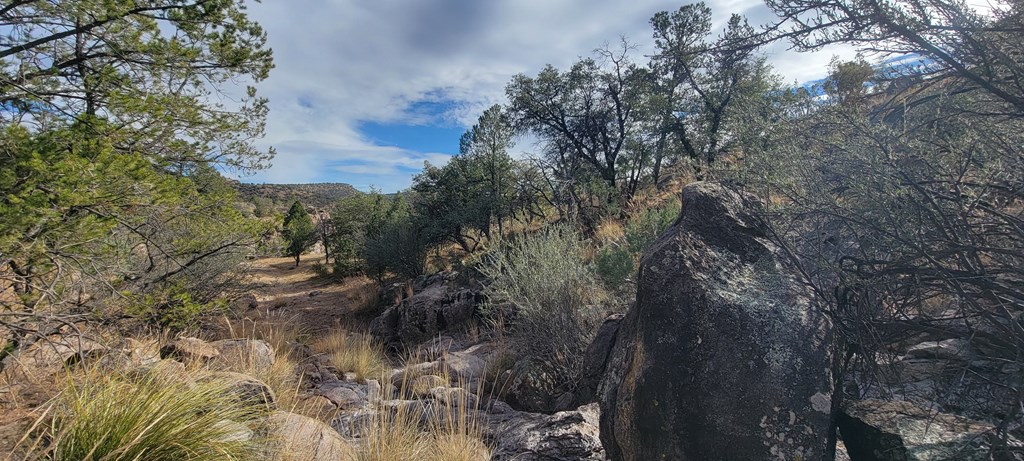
239;0;857;192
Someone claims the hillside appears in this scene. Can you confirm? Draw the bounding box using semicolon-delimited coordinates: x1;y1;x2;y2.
233;181;360;211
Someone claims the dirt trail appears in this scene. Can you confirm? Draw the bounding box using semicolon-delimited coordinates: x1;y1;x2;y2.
238;255;378;337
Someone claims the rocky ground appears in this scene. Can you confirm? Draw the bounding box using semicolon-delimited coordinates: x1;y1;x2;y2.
2;183;1021;461
0;255;605;460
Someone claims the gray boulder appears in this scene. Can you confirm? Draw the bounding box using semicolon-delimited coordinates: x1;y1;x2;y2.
575;313;624;406
269;411;355;461
489;402;605;461
838;399;1023;461
599;182;837;461
159;337;274;375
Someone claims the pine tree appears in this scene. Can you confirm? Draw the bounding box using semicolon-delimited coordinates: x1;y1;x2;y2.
282;201;315;266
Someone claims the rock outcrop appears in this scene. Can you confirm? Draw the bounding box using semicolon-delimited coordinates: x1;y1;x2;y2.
599;182;837;461
369;272;481;349
838;399;1024;461
575;313;624;406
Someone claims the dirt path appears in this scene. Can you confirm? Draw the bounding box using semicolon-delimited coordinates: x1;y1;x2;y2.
237;255;379;337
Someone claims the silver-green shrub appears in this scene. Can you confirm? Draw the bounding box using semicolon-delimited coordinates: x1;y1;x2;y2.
480;224;605;388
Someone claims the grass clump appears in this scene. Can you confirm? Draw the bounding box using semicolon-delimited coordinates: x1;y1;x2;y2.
312;331;388;382
354;370;491;461
27;368;264;461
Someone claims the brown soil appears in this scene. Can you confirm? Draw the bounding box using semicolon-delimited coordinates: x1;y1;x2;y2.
234;255;380;337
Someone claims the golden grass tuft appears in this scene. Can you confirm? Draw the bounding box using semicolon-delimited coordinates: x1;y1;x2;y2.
593;218;625;245
311;331;389;383
16;366;265;461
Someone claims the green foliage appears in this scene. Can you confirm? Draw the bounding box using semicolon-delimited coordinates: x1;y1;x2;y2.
365;217;430;281
42;370;264;461
824;55;875;105
282;201;315;265
328;191;410;277
0;124;171;307
0;0;274;321
0;0;275;171
412;107;517;251
624;201;680;254
126;286;228;330
480;224;606;386
595;244;635;292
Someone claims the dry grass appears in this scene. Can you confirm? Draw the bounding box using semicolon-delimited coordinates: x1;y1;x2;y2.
593;218;625;245
355;362;491;461
311;331;389;383
13;366;265;461
345;276;381;313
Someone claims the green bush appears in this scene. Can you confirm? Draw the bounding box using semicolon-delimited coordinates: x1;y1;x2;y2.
595;243;635;292
624;201;680;254
480;224;605;388
364;218;430;281
39;370;264;461
126;287;227;330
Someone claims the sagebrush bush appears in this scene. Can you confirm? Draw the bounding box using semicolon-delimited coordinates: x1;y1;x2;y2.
480;224;605;388
33;369;264;461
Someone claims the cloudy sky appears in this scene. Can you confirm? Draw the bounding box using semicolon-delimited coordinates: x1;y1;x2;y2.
240;0;855;191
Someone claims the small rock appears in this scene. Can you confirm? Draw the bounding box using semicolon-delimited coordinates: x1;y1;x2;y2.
159;337;218;361
213;420;254;443
366;379;382;402
490;403;605;461
2;334;106;380
316;381;366;410
231;293;259;310
208;339;275;375
428;386;479;408
906;338;972;361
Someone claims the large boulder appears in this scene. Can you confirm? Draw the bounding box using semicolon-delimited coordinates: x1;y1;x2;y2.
269;411;355;461
838;399;1024;461
599;182;837;461
369;276;481;349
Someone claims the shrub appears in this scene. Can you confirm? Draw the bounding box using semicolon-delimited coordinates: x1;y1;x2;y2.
624;200;680;254
595;243;635;292
126;287;227;330
480;224;605;388
364;219;430;281
34;369;263;461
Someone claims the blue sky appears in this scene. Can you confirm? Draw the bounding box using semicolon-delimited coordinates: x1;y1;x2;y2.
238;0;856;192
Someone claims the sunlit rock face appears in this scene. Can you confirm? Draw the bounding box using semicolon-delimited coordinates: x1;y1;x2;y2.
599;181;837;461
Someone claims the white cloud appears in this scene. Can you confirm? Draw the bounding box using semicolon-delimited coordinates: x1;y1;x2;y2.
241;0;851;191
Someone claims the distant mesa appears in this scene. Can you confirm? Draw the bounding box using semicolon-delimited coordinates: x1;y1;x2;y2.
232;181;360;210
